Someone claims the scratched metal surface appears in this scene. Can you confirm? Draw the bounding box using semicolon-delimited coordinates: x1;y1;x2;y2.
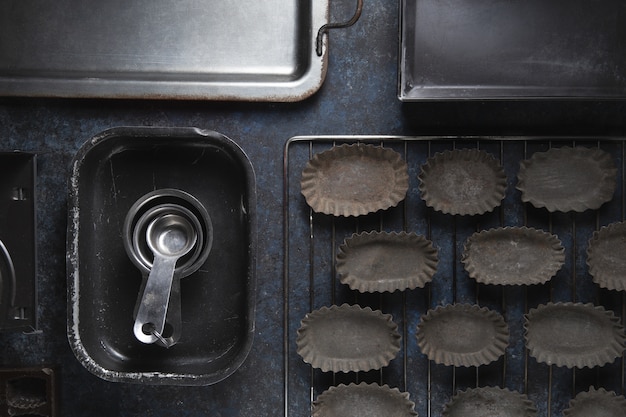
0;0;327;101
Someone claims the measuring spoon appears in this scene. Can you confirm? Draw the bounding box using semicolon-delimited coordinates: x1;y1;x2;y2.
133;213;197;344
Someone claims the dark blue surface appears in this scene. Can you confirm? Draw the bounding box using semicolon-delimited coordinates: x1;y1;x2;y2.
2;2;626;416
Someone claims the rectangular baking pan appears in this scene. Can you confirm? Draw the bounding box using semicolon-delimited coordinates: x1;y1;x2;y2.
0;1;327;101
399;0;626;100
67;127;256;385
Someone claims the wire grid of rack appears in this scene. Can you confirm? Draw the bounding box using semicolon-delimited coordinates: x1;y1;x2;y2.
283;136;626;417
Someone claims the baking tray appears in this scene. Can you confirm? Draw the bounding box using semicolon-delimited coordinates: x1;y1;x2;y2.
284;136;626;417
0;1;329;101
399;0;626;101
67;127;256;385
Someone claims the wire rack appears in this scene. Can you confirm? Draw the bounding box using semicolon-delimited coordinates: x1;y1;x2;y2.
283;136;626;417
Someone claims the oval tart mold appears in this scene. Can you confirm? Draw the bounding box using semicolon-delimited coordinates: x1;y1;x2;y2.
524;302;626;369
418;148;507;216
587;221;626;292
462;226;565;286
337;231;439;293
517;146;617;212
563;387;626;417
417;304;509;367
296;304;401;373
300;143;409;217
442;387;538;417
312;383;418;417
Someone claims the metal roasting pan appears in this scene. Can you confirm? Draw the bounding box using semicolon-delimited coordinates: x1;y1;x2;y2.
0;1;360;101
399;0;626;101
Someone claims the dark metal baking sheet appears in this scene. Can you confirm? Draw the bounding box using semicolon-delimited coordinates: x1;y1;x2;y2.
0;1;328;101
399;0;626;100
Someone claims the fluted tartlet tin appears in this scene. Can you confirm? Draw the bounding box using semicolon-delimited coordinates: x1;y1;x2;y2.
517;146;617;212
462;226;564;286
337;231;438;293
296;304;401;372
442;387;537;417
418;148;507;216
417;304;509;367
587;221;626;291
301;144;409;217
312;383;418;417
524;302;626;368
563;387;626;417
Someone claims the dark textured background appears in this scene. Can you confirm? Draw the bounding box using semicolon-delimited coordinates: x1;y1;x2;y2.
1;1;626;416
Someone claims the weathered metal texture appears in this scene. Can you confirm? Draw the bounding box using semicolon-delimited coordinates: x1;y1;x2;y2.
0;1;331;101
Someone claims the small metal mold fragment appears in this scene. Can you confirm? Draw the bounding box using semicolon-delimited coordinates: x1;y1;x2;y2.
587;221;626;292
418;148;507;216
417;304;509;367
442;387;537;417
563;387;626;417
312;382;418;417
300;143;409;217
0;152;37;332
524;302;626;369
517;146;617;212
296;304;401;372
0;367;58;417
462;226;565;286
337;231;438;293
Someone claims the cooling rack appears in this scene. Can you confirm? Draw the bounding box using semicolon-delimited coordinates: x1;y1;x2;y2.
283;136;626;417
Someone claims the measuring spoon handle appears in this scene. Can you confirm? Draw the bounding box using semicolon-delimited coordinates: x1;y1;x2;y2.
133;254;178;344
